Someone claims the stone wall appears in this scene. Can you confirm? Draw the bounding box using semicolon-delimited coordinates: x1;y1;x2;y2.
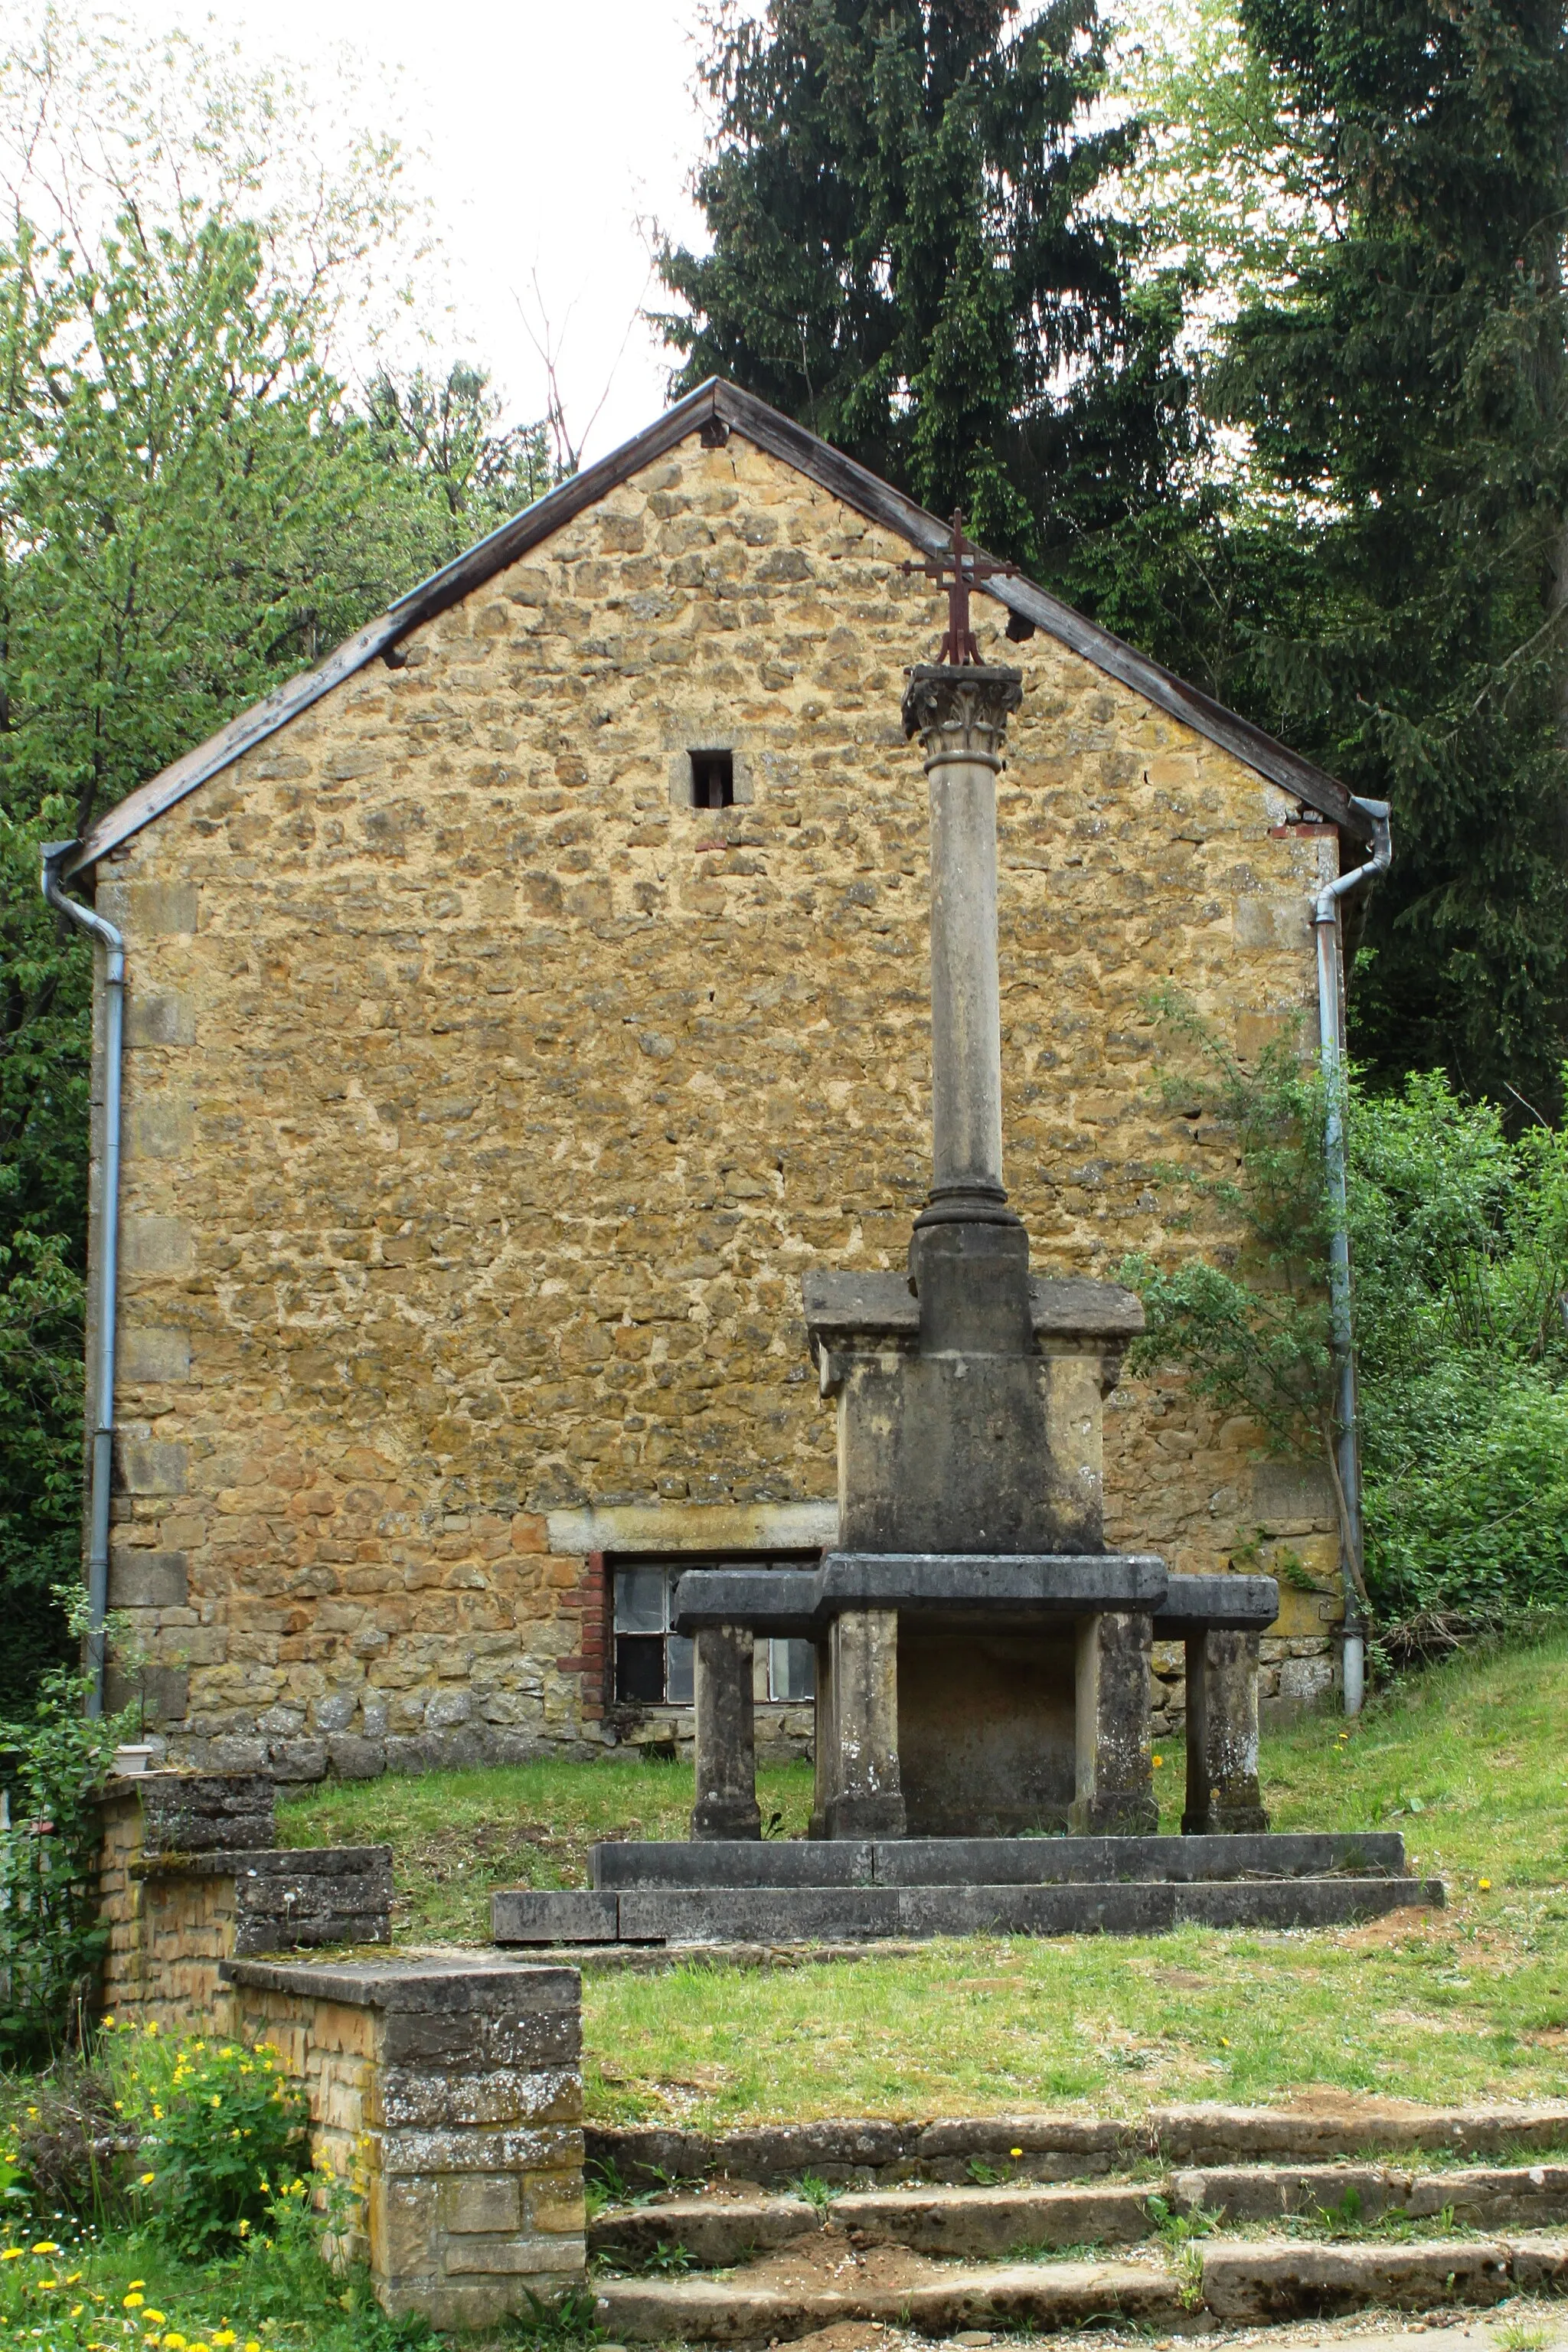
99;1772;393;2030
89;422;1345;1772
225;1955;586;2328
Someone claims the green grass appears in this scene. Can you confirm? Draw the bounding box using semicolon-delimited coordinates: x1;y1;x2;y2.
279;1632;1568;2129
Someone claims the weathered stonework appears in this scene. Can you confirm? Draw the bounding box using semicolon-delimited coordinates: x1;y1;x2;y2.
224;1955;586;2330
85;422;1346;1772
98;1772;392;2030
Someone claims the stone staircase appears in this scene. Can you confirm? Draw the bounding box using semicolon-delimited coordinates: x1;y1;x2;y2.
583;2105;1568;2343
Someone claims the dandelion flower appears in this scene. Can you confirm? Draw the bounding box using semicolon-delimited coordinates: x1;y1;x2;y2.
139;2174;156;2188
1152;1755;1163;1768
1010;2148;1024;2158
1479;1877;1492;1891
2;2252;23;2264
30;2246;58;2258
143;2314;165;2328
123;2293;145;2309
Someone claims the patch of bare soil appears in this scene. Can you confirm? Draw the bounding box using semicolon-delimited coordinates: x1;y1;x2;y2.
1269;2087;1445;2118
785;2325;910;2352
1337;1909;1448;1950
740;2226;956;2296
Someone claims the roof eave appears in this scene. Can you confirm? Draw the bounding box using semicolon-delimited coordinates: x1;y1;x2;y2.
66;375;1370;875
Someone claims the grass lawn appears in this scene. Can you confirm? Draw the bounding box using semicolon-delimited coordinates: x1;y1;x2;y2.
279;1634;1568;2129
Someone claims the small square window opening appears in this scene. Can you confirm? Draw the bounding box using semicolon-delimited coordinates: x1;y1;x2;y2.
689;748;735;809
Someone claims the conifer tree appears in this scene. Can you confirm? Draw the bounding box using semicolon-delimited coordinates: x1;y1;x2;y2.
1217;0;1568;1104
659;0;1191;572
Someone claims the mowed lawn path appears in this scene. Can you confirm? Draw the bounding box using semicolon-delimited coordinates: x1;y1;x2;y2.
281;1635;1568;2125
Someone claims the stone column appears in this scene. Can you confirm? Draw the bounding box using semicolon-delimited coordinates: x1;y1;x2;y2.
690;1625;762;1841
1070;1611;1158;1836
1183;1628;1269;1834
808;1635;836;1841
822;1609;905;1839
900;665;1024;1225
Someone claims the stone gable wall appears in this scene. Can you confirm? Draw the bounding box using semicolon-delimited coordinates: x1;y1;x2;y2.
90;426;1343;1774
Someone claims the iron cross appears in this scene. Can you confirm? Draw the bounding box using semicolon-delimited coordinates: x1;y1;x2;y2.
903;508;1018;665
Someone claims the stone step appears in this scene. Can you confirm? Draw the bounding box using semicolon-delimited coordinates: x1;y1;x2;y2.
1200;2231;1568;2322
590;2164;1568;2268
497;1872;1440;1946
590;1830;1410;1889
594;2254;1187;2344
594;2232;1568;2344
1178;2161;1568;2233
586;2102;1568;2189
590;2181;1158;2265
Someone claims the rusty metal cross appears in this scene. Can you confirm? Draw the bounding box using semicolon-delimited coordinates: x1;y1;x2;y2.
903;508;1017;665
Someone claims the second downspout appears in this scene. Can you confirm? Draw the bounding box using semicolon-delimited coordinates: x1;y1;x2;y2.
41;841;124;1719
1312;796;1392;1717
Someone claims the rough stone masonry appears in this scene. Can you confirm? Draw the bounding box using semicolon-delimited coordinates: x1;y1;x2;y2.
73;386;1352;1778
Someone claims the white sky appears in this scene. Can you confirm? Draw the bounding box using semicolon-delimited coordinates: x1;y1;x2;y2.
116;0;719;465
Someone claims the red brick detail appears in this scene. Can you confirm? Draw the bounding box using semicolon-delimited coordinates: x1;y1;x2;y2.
554;1552;609;1720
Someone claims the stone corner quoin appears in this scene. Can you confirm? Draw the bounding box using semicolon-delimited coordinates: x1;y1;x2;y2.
88;423;1345;1782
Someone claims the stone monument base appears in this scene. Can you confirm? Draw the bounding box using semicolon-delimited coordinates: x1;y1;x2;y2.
491;1831;1442;1947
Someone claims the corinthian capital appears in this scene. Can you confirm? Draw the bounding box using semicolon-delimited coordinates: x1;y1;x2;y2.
900;663;1024;768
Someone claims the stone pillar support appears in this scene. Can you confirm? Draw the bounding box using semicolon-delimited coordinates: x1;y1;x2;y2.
1070;1611;1158;1836
1183;1628;1269;1834
815;1609;906;1841
690;1625;762;1841
901;665;1023;1226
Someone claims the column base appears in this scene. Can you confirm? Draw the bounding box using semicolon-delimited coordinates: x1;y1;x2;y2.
1183;1800;1270;1837
1069;1792;1158;1838
691;1795;763;1841
825;1791;906;1840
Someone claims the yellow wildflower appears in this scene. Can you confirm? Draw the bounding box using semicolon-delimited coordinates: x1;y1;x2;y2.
30;2244;59;2256
140;2173;156;2187
214;2331;237;2346
1010;2147;1023;2157
1480;1877;1492;1891
2;2252;22;2263
1152;1754;1163;1767
123;2292;145;2308
143;2313;165;2327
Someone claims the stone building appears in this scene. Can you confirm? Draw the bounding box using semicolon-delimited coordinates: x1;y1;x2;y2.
58;380;1363;1784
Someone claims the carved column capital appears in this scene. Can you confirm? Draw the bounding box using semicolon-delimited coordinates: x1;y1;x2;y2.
901;663;1024;769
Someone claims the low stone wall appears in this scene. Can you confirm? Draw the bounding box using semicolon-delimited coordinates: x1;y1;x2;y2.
224;1954;586;2328
98;1772;391;2033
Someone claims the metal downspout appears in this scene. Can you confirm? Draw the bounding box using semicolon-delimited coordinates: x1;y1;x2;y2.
41;842;125;1718
1312;798;1392;1717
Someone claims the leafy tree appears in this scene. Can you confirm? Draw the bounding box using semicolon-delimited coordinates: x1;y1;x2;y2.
0;15;549;1710
1122;998;1568;1658
1210;0;1568;1109
658;0;1193;577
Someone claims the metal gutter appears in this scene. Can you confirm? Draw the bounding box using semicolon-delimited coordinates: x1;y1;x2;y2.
41;842;126;1715
1313;799;1393;1717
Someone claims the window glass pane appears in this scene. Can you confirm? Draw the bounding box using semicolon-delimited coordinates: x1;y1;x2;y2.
614;1566;667;1634
665;1633;694;1704
616;1634;666;1704
769;1637;815;1702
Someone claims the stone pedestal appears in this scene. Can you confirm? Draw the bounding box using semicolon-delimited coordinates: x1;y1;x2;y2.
691;1626;761;1841
1070;1612;1158;1836
812;1609;905;1840
1183;1628;1269;1834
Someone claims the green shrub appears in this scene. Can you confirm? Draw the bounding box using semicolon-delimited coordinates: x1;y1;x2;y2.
0;1638;129;2063
108;2028;309;2259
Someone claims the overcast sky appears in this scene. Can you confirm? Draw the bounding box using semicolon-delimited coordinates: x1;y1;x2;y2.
118;0;720;464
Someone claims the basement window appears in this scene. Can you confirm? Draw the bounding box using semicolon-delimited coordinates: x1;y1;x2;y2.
610;1556;817;1706
689;748;735;809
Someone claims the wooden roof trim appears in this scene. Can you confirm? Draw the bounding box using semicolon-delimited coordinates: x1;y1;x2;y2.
67;374;1366;874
